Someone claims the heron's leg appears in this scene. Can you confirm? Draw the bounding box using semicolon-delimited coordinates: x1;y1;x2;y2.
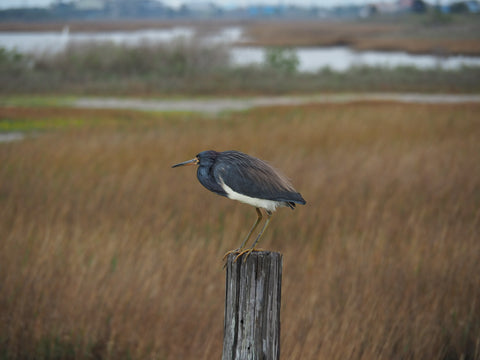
234;211;272;263
239;207;263;250
249;211;272;250
222;208;262;261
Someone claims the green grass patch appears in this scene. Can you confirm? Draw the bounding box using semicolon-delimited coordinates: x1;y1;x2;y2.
0;117;85;132
0;95;75;108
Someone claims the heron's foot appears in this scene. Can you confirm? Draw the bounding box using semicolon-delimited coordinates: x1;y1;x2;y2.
233;247;265;263
222;248;242;261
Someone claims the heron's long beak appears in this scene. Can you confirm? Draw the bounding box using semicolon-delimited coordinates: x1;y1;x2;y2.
172;158;198;168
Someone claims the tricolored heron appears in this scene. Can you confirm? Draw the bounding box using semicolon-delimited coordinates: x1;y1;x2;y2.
172;150;306;261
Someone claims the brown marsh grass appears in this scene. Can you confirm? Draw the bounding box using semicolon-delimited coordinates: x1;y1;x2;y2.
0;102;479;359
243;19;480;55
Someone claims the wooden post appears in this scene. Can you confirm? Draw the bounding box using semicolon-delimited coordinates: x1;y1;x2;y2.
222;251;282;360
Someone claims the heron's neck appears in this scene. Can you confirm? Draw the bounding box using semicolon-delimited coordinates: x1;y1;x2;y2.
197;166;227;196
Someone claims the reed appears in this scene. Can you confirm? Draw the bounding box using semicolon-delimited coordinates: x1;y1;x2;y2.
0;102;479;359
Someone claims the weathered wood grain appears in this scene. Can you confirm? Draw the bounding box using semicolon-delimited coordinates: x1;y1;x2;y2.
222;251;282;360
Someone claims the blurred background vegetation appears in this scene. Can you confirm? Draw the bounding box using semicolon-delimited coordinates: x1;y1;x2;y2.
1;12;480;95
1;40;480;95
1;3;480;360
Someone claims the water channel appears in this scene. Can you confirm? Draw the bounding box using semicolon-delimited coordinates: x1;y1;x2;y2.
1;26;479;72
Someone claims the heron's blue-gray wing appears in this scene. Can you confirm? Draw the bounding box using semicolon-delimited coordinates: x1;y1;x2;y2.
213;151;305;204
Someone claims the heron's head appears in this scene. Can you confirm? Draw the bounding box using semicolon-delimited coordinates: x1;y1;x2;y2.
171;150;218;168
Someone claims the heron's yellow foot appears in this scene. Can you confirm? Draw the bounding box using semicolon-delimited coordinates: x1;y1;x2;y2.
233;248;266;263
222;248;242;261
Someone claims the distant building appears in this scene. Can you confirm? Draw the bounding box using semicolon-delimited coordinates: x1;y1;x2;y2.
73;0;104;11
361;0;428;17
397;0;413;7
180;2;220;17
376;1;401;13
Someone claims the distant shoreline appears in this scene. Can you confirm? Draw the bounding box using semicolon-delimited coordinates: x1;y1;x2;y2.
1;17;479;56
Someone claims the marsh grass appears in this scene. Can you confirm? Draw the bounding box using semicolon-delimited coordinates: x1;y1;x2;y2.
0;102;479;359
243;17;480;55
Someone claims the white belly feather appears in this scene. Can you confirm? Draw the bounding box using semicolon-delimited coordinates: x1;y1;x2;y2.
220;179;283;212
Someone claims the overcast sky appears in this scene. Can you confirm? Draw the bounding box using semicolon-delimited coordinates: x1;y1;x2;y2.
0;0;432;10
